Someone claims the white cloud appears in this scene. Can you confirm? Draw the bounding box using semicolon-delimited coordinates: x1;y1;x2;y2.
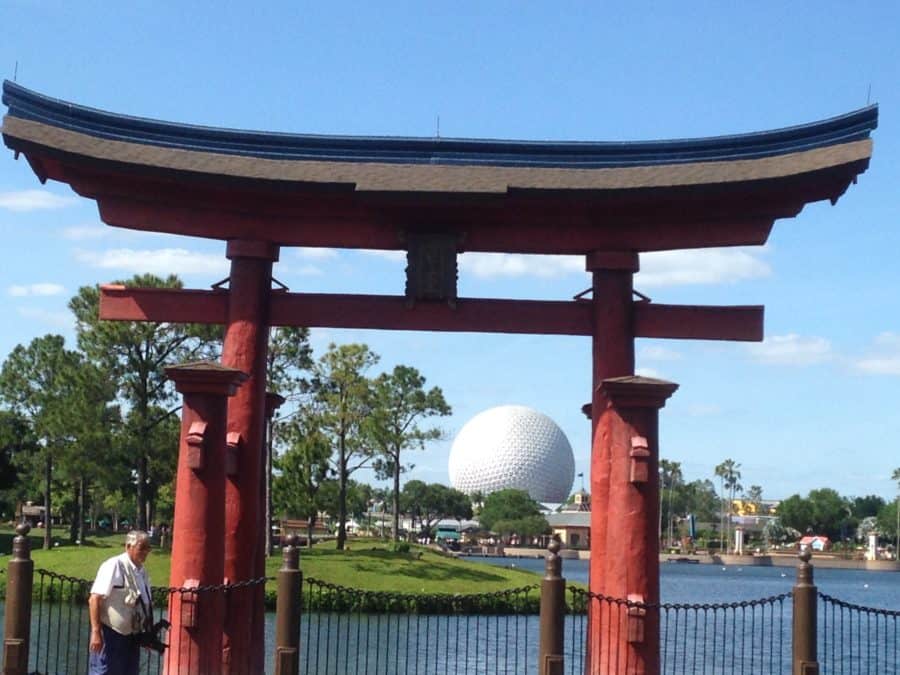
62;225;110;241
74;248;230;277
460;253;583;279
16;307;73;329
294;247;338;260
638;248;771;288
354;245;770;287
359;249;406;262
638;345;682;361
635;366;662;378
0;190;78;212
853;332;900;375
8;283;66;297
746;334;833;366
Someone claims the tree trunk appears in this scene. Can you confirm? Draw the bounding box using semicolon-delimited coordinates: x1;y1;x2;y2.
392;452;401;542
70;482;79;543
307;514;315;549
266;416;275;557
337;449;348;551
79;478;86;542
137;453;148;531
43;454;52;550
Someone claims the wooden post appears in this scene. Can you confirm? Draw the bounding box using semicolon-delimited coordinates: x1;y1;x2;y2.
222;239;279;675
793;549;819;675
274;535;302;675
597;376;678;675
165;361;247;675
2;523;33;675
539;537;566;675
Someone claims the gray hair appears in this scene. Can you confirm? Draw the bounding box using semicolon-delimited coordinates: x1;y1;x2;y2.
125;530;150;548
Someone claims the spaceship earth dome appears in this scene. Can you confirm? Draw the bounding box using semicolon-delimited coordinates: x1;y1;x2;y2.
448;405;575;503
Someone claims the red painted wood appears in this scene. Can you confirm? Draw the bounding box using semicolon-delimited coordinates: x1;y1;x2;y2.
221;248;276;675
596;378;677;675
99;285;228;324
94;193;777;252
634;303;764;342
166;366;245;675
99;287;765;342
587;264;635;672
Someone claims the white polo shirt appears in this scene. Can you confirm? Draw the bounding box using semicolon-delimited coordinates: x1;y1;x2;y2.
90;552;152;635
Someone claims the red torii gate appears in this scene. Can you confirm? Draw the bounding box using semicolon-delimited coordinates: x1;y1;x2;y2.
2;81;876;674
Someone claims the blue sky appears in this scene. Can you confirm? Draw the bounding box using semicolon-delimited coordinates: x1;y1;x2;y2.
2;3;899;501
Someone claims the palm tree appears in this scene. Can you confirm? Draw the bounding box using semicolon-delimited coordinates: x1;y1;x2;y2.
892;467;900;555
715;459;742;553
659;460;683;548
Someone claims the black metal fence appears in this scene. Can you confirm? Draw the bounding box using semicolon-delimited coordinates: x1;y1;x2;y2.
3;535;900;675
26;568;268;675
564;587;791;674
300;577;539;674
819;591;900;674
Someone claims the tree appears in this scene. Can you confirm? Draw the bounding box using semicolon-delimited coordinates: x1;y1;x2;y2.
478;489;542;532
265;326;314;555
892;467;900;554
0;410;36;520
69;275;220;529
0;335;114;549
492;515;550;541
308;343;378;550
776;488;853;541
744;485;764;515
714;459;741;552
659;459;682;547
677;479;719;523
272;411;332;547
851;495;886;519
368;365;451;541
401;482;471;538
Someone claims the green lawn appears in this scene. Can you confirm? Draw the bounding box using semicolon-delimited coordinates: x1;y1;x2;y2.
1;529;539;596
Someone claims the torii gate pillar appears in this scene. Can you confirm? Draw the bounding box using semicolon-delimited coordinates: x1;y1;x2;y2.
221;240;279;674
593;376;677;674
165;362;247;675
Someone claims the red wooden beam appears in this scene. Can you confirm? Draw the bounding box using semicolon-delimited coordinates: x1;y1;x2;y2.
99;286;763;341
634;302;764;341
100;285;228;324
270;293;592;335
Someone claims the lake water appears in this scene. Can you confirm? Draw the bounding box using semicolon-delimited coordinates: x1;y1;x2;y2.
2;558;897;673
479;556;900;609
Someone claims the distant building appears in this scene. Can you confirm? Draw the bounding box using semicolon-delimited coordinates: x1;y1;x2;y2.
798;535;831;552
546;511;590;549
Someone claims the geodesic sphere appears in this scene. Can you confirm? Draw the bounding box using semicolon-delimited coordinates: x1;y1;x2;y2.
448;405;575;503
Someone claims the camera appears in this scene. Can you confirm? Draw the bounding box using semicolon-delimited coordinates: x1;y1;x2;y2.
135;619;170;654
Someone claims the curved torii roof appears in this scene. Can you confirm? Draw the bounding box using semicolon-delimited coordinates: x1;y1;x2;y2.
2;81;876;254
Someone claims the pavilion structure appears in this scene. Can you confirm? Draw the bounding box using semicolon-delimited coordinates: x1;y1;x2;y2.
2;81;876;674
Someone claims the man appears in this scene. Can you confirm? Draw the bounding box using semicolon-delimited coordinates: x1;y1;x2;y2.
89;530;153;674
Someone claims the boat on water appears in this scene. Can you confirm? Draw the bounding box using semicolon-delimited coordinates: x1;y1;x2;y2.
667;557;701;564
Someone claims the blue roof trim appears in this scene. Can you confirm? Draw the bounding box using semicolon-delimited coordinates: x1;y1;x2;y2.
3;81;878;169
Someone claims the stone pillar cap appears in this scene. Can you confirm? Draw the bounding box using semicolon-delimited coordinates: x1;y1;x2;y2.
165;360;249;396
599;375;679;409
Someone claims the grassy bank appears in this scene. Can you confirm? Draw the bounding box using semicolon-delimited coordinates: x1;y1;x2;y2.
1;529;539;598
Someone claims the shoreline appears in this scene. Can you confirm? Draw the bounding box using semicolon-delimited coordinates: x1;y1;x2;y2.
460;548;900;572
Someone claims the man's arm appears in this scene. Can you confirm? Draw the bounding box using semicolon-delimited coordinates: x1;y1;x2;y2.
89;593;104;653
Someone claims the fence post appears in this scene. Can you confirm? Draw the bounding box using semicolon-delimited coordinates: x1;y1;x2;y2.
274;534;301;675
539;537;566;675
792;549;819;675
3;523;34;675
